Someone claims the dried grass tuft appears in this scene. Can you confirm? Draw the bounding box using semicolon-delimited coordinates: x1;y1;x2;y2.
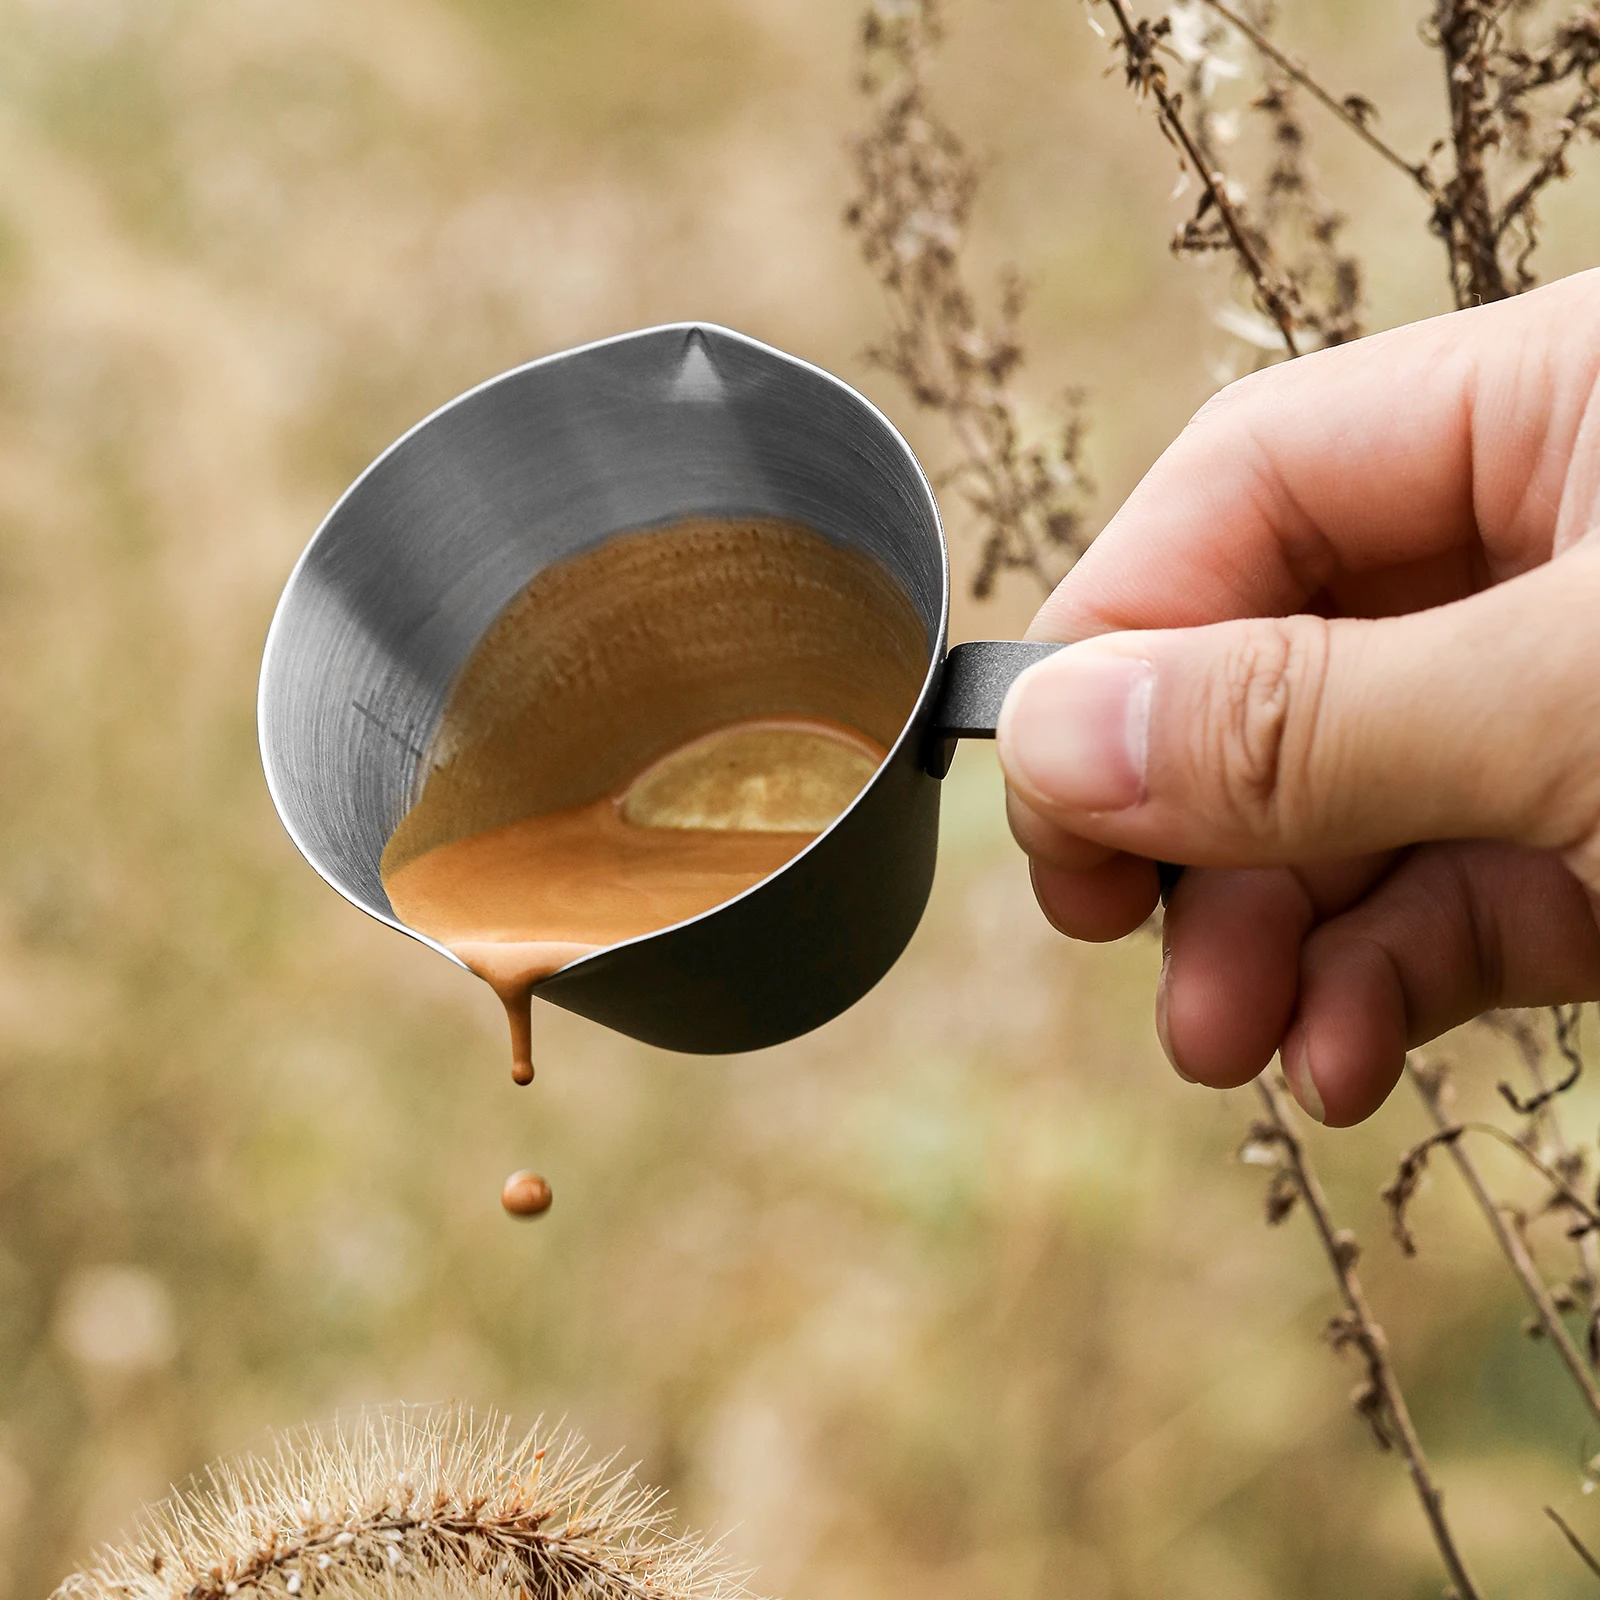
54;1409;757;1600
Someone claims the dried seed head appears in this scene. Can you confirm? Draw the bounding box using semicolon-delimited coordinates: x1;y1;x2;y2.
52;1408;758;1600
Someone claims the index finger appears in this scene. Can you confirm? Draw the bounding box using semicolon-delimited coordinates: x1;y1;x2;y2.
1030;268;1600;641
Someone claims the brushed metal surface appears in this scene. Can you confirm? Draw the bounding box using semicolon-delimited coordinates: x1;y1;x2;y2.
259;323;953;1051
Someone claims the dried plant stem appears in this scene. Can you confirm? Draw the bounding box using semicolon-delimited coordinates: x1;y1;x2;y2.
1398;1120;1600;1234
855;4;1600;1580
944;409;1054;593
1408;1063;1600;1430
1498;78;1600;234
846;0;1095;597
1435;0;1512;304
1546;1505;1600;1580
1196;0;1438;195
1502;1011;1600;1345
1102;0;1301;353
1530;1058;1600;1350
1253;1074;1483;1600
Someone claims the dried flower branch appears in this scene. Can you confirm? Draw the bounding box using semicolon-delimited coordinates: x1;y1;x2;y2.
1484;1006;1600;1359
1246;1074;1483;1599
55;1409;753;1600
1427;0;1510;304
1403;1060;1600;1430
1100;0;1304;353
845;0;1095;597
1430;2;1600;299
1249;62;1364;347
1384;1117;1600;1255
1111;0;1600;312
1491;1003;1585;1116
1198;0;1438;193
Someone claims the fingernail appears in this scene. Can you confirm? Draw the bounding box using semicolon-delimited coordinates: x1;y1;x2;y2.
999;646;1153;813
1155;950;1194;1080
1282;1032;1326;1124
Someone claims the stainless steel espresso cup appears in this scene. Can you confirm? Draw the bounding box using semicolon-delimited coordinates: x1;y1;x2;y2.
258;323;1066;1053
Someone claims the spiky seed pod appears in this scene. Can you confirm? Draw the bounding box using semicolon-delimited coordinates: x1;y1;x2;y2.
54;1408;760;1600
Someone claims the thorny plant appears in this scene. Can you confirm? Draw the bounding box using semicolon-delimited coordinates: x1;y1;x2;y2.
846;0;1600;1592
54;1409;754;1600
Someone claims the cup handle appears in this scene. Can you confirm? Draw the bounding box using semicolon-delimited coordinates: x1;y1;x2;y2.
925;639;1184;905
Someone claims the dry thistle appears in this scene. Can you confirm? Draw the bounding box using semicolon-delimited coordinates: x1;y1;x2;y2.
845;0;1094;598
54;1409;755;1600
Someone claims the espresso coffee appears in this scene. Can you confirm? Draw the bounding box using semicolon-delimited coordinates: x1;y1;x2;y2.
384;715;887;1082
377;514;929;1210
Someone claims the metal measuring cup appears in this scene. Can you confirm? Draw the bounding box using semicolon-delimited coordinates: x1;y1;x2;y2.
258;323;1067;1053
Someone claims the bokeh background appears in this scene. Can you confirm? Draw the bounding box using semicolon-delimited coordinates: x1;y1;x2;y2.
2;1;1599;1596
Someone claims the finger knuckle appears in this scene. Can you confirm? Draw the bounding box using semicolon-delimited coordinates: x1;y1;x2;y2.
1198;617;1330;835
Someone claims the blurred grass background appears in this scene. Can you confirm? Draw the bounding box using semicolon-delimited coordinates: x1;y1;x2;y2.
1;1;1599;1596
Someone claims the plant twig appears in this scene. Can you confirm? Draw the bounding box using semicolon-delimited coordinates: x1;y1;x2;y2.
845;0;1096;596
1433;0;1513;304
1494;1003;1585;1116
1480;1007;1600;1355
1197;0;1439;196
853;6;1600;1584
1547;1504;1600;1580
1101;0;1302;354
1406;1060;1600;1431
1497;79;1600;236
1387;1119;1600;1243
1251;1074;1483;1599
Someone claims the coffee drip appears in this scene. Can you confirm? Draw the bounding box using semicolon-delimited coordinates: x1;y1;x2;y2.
500;1170;553;1217
378;515;929;1217
384;715;886;1085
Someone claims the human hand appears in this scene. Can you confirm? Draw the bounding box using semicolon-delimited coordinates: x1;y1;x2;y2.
995;269;1600;1126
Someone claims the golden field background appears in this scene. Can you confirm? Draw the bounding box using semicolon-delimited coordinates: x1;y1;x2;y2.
1;2;1599;1597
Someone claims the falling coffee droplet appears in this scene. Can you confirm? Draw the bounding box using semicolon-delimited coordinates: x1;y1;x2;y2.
501;1170;552;1217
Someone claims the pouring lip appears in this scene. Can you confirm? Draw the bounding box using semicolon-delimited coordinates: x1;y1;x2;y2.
257;320;951;980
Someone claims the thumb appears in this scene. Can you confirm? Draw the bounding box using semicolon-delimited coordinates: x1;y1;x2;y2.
995;548;1600;871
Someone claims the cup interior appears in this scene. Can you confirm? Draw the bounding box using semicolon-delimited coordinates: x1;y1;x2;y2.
381;515;931;875
259;324;949;926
